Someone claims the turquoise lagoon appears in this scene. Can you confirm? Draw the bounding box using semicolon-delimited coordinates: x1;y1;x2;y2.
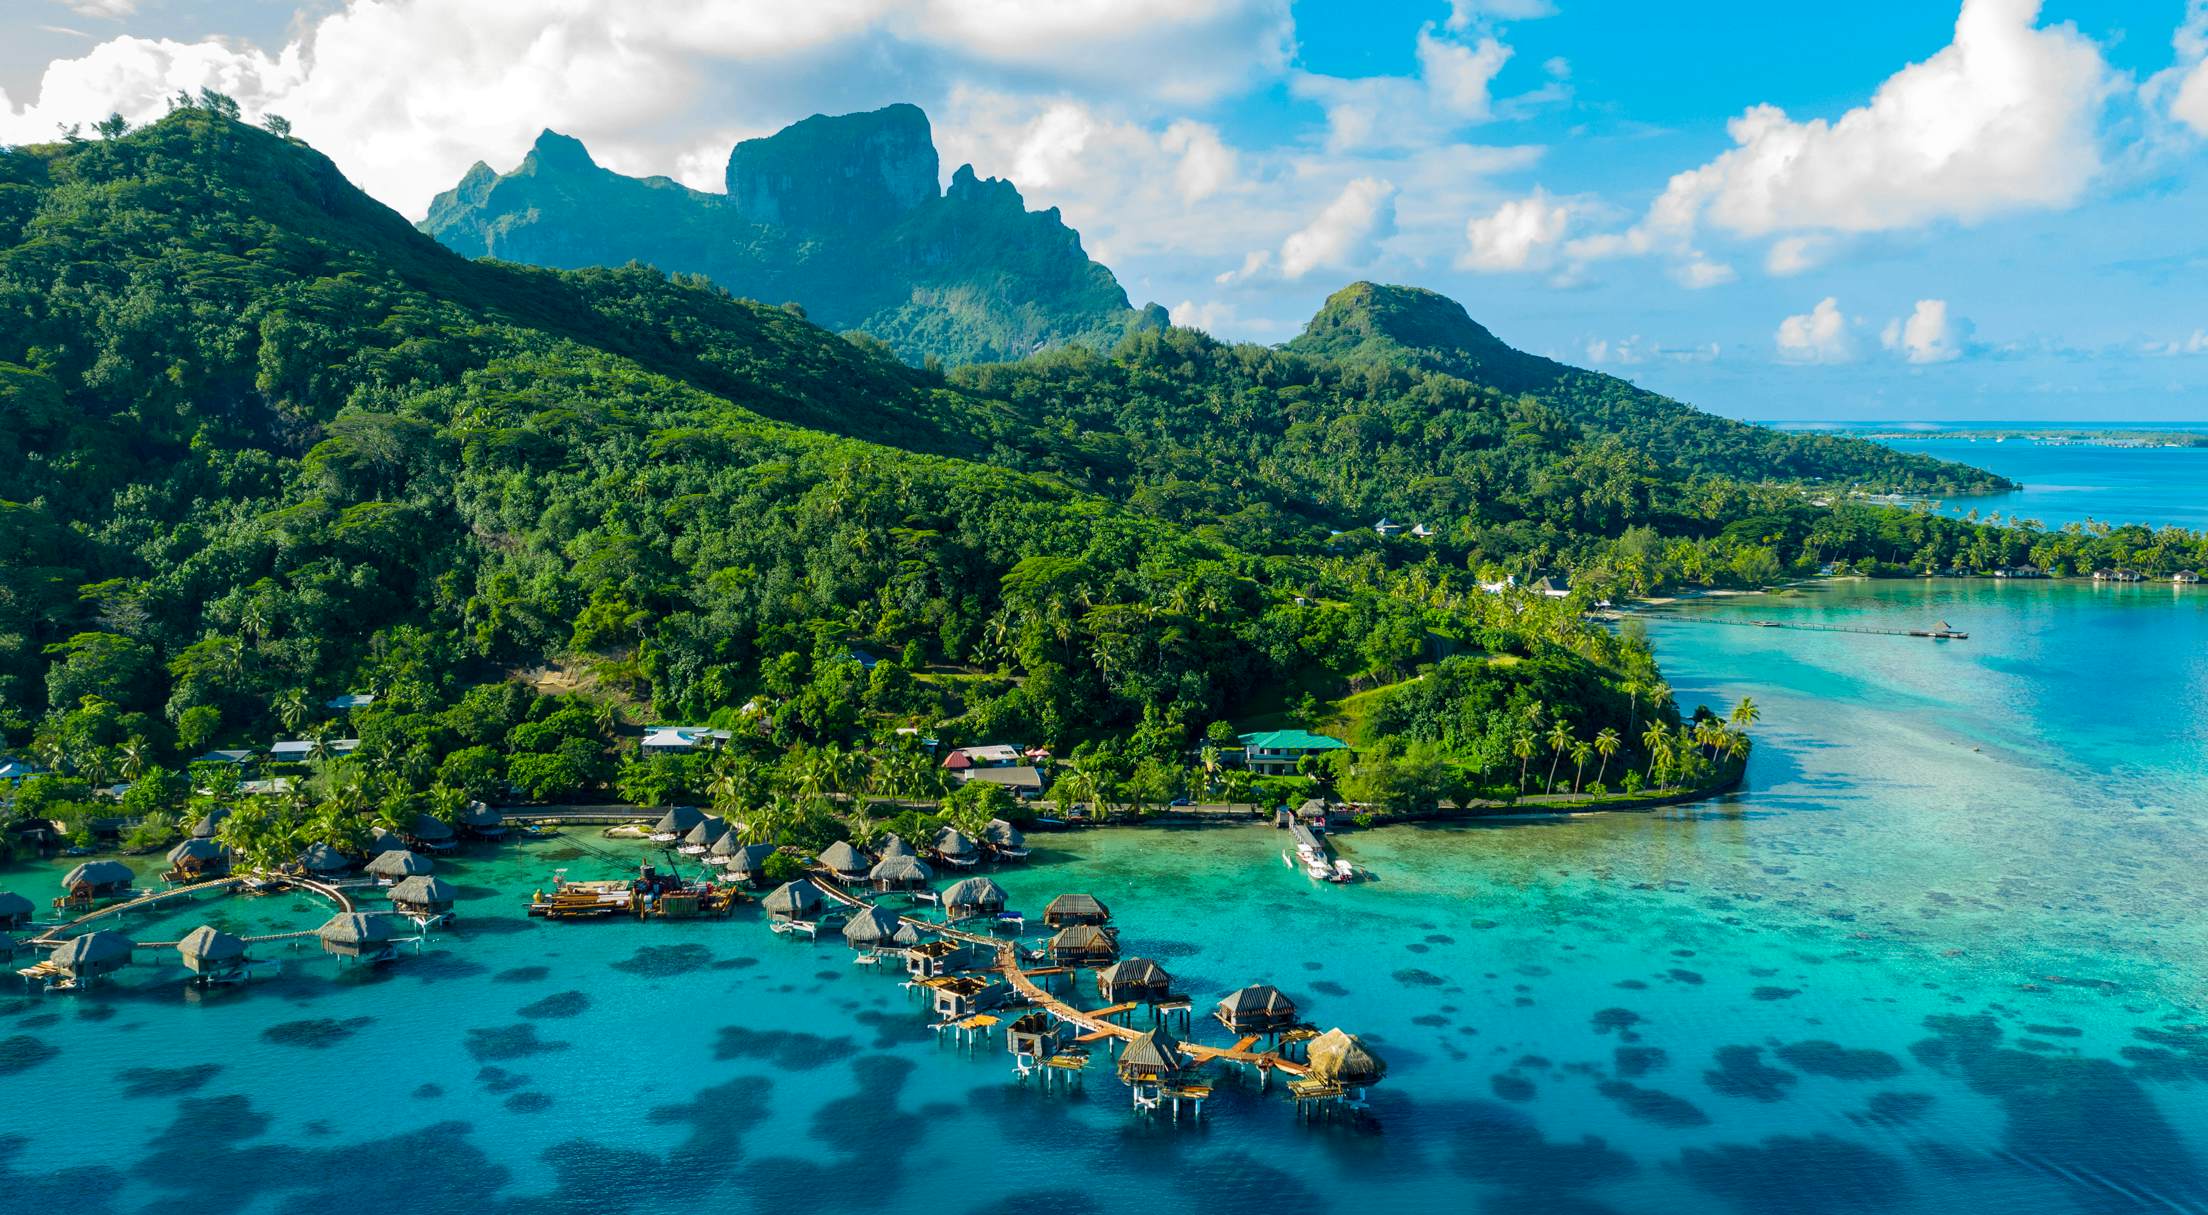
4;578;2208;1214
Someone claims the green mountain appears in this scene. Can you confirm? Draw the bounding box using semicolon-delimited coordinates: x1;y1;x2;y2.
422;104;1160;366
1287;282;2014;493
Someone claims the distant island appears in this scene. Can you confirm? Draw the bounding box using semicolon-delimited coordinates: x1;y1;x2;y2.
1773;424;2208;449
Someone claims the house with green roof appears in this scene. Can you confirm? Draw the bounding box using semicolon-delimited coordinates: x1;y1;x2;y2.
1237;729;1350;776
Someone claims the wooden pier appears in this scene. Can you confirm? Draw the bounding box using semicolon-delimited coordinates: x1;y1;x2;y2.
1626;611;1967;640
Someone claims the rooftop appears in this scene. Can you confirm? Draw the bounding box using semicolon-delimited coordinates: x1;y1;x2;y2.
1237;729;1348;752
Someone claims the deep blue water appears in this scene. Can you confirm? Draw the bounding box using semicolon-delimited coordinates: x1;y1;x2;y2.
3;580;2206;1213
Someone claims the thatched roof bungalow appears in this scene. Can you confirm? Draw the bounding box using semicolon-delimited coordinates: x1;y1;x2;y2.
818;840;870;881
0;891;32;930
985;819;1027;859
164;837;231;879
1216;984;1299;1034
842;905;903;948
1043;893;1110;927
297;842;351;875
1047;923;1119;968
388;875;459;918
1116;1024;1188;1084
942;876;1007;921
868;854;933;892
723;843;777;885
933;828;979;867
362;827;409;857
363;849;433;881
877;834;915;858
1306;1028;1386;1088
680;815;730;854
176;925;247;977
317;912;399;959
62;859;135;898
461;801;505;839
762;878;824;921
408;813;456;851
50;930;134;980
1096;957;1174;1004
191;807;231;839
651;806;706;839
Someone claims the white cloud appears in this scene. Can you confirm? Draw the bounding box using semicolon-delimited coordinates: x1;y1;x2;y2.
1584;335;1718;366
1765;235;1830;276
1673;256;1736;289
1776;297;1855;364
1417;28;1512;122
1277;177;1397;279
1459;188;1570;271
1168;298;1284;337
59;0;137;17
1160;119;1237;203
0;0;1296;217
1446;0;1557;28
1293;21;1554;155
1882;299;1973;363
2143;329;2208;356
2173;2;2208;134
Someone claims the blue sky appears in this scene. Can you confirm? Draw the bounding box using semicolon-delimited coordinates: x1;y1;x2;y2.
5;0;2207;421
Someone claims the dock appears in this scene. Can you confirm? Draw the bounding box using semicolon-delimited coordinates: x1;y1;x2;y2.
1626;611;1967;640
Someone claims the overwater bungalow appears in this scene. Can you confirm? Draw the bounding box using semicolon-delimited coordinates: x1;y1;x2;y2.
877;834;915;859
893;921;921;948
408;813;457;853
163;838;232;882
362;827;409;857
461;801;506;840
650;807;706;841
176;925;249;986
59;859;135;907
1043;893;1111;928
1305;1028;1386;1095
1096;957;1174;1005
722;843;777;887
317;912;401;963
942;876;1007;921
928;973;1001;1020
387;875;458;923
842;904;904;949
297;842;351;877
763;878;825;923
1006;1010;1060;1066
680;815;730;855
190;807;231;839
933;828;980;868
1047;923;1120;967
47;931;134;988
0;891;32;930
818;840;871;883
984;819;1028;860
869;853;934;893
363;849;433;883
1215;984;1299;1036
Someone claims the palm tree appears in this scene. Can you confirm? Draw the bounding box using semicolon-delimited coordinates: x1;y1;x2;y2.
1570;740;1592;793
273;688;310;734
1647;683;1674;726
118;739;149;783
1729;696;1760;733
1512;732;1536;793
1544;720;1572;794
1593;727;1620;788
1639;722;1670;788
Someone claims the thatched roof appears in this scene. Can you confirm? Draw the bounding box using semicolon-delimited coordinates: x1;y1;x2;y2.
166;838;228;866
878;834;914;858
934;828;977;859
725;843;777;875
818;840;869;873
1119;1025;1186;1076
892;922;922;946
1044;893;1109;923
362;828;409;856
317;913;396;948
62;859;135;889
654;806;705;835
1305;1028;1386;1085
985;819;1025;847
363;849;432;878
842;905;903;946
761;879;823;917
0;891;33;920
297;842;350;873
868;854;932;885
708;830;744;857
1048;924;1118;962
942;876;1006;912
1098;957;1173;994
176;925;246;967
683;816;729;847
52;931;134;970
1217;984;1297;1021
461;801;503;828
388;875;458;908
191;807;232;838
409;814;454;843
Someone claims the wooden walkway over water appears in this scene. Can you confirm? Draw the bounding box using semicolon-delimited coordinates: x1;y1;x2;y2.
1625;611;1968;640
808;868;1313;1079
31;873;355;949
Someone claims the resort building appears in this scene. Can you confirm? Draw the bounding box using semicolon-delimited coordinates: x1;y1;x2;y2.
1216;984;1299;1036
364;849;433;883
763;879;825;923
933;828;980;868
59;859;135;905
317;913;400;963
1096;957;1175;1005
1532;574;1573;598
818;840;871;882
2175;571;2202;584
640;726;734;755
387;875;458;922
869;853;934;892
842;905;903;950
984;819;1027;859
1305;1028;1387;1097
1043;893;1111;928
1236;729;1350;777
48;931;134;987
176;926;248;986
297;842;351;876
941;744;1024;770
680;815;730;855
1047;923;1120;967
190;749;257;770
957;765;1046;798
163;838;231;883
721;843;777;888
0;756;46;782
942;876;1007;921
0;891;34;930
460;802;505;839
407;813;456;852
325;692;376;711
651;806;706;840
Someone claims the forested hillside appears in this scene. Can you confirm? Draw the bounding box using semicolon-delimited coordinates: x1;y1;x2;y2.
422;106;1157;366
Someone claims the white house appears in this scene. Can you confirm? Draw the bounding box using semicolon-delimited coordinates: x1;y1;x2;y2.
641;726;733;755
270;739;359;762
